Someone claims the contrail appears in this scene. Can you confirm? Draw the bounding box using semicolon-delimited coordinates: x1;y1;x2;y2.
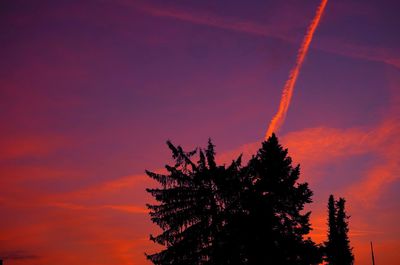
265;0;328;139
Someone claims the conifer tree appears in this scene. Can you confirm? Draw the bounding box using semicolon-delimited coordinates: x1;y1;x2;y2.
145;135;321;264
325;195;354;265
243;134;320;265
145;140;243;265
326;195;338;264
335;198;354;265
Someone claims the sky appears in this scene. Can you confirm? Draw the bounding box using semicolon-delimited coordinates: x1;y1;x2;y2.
0;0;399;264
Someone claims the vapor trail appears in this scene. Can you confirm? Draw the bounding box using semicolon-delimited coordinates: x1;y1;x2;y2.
265;0;328;139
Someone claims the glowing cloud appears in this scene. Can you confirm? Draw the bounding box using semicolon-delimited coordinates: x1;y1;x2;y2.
265;0;328;139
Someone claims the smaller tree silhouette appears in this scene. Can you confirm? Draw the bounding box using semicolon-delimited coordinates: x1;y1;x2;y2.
325;195;354;265
336;198;354;265
325;195;337;264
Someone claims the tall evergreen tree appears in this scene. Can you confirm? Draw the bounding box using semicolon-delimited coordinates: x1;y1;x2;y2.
335;198;354;265
242;134;320;265
325;195;338;264
325;195;354;265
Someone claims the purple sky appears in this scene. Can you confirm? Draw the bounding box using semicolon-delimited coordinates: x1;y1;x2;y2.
1;0;400;264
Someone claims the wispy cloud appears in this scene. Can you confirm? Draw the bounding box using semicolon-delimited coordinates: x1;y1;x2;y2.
134;2;400;69
137;3;289;41
0;134;68;160
49;202;148;214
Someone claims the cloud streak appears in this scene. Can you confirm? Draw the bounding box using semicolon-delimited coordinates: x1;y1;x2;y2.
265;0;328;138
49;202;148;214
0;134;68;160
136;1;400;70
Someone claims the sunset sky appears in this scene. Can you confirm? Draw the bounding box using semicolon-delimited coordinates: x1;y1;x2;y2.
1;0;400;264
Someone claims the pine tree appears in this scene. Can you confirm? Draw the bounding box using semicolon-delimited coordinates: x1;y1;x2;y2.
243;134;320;265
325;195;338;264
325;195;354;265
336;198;354;265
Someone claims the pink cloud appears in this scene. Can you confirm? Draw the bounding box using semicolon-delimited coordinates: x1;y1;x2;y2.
0;134;68;160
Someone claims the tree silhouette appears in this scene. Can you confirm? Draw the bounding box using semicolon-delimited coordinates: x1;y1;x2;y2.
336;198;354;265
145;140;243;264
145;135;321;264
325;195;354;265
242;134;321;265
325;195;338;264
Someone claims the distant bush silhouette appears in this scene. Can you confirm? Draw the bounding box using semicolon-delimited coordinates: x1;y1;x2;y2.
324;195;354;265
145;134;324;264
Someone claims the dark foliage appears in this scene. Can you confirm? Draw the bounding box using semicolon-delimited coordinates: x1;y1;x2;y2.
145;139;244;264
325;195;337;263
242;135;321;265
145;134;322;264
324;195;354;265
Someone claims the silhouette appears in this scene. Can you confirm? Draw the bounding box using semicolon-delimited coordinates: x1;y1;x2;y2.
145;139;244;264
325;195;338;263
324;195;354;265
370;241;375;265
242;134;321;264
146;135;323;264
